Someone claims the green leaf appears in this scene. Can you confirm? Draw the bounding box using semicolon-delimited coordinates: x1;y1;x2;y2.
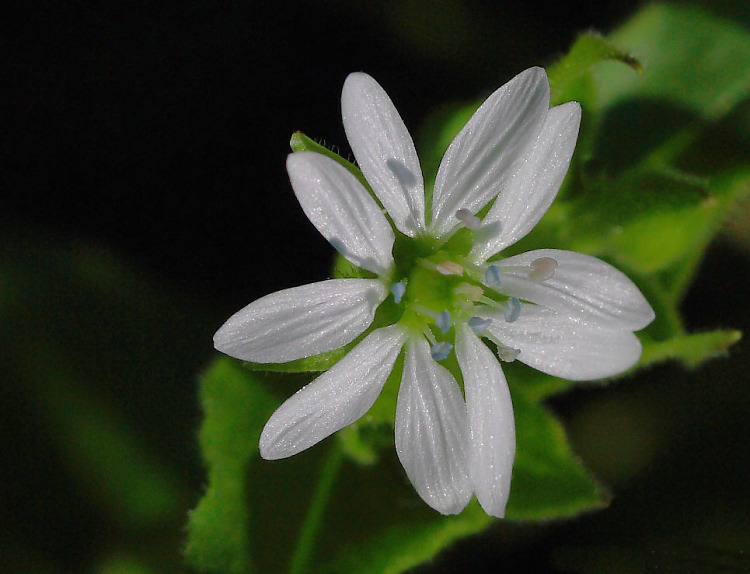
639;329;742;369
512;325;742;405
314;380;606;572
185;357;281;574
566;169;714;274
321;496;493;574
562;165;750;298
660;167;750;298
547;31;642;106
593;3;750;121
186;355;609;574
505;383;608;519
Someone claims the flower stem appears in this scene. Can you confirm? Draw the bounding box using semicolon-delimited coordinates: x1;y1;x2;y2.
289;442;344;574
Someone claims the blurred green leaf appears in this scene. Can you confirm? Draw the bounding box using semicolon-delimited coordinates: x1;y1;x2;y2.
505;383;608;519
417;102;478;191
566;169;713;274
0;227;192;529
321;497;493;574
22;348;182;526
661;167;750;298
593;3;750;121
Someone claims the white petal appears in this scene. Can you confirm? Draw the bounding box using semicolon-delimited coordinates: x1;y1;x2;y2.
287;152;395;275
492;249;655;330
213;279;387;362
484;304;642;380
259;325;406;459
395;337;472;514
471;102;582;261
430;67;550;238
342;73;425;237
455;325;515;517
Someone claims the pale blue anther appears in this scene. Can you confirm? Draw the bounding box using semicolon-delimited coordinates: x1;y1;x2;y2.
435;310;452;333
505;297;521;323
468;316;492;334
390;281;406;304
484;265;501;287
430;342;453;361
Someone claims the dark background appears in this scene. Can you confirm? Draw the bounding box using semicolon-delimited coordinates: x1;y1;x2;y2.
2;1;749;573
2;0;636;309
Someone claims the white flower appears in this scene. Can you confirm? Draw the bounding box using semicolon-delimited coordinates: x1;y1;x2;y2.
213;68;655;517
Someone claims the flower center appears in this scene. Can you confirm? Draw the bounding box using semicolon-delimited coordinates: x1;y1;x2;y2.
387;210;558;363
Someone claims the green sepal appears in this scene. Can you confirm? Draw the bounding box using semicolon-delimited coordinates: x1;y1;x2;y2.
290;131;371;193
238;344;352;374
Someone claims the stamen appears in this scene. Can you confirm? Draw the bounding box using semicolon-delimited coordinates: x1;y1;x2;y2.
435;310;452;334
484;265;502;287
390;281;406;304
504;297;521;323
468;317;492;334
497;345;521;362
455;209;481;230
431;342;453;361
529;257;558;281
436;261;464;276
